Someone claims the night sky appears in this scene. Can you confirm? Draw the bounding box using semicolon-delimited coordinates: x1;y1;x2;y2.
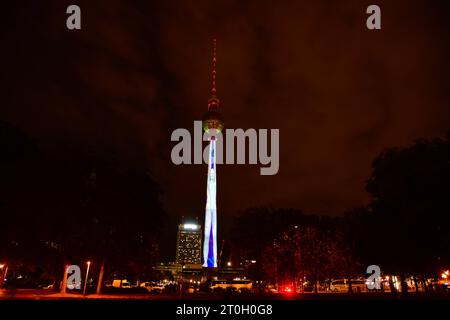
1;0;449;224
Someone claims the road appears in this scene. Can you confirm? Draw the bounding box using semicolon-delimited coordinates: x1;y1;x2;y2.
1;289;449;300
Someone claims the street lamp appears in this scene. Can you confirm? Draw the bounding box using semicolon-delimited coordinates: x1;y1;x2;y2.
83;261;91;296
0;264;6;289
0;264;8;289
0;265;4;286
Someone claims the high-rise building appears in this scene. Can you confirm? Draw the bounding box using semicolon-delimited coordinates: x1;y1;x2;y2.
175;222;202;265
202;39;224;268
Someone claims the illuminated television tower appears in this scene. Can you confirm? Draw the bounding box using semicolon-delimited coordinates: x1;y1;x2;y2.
202;39;224;268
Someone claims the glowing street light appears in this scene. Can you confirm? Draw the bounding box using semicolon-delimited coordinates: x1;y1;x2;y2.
227;261;232;267
0;264;7;289
83;261;91;296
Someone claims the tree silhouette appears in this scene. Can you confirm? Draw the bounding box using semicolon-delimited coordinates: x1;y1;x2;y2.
365;134;450;293
0;120;166;289
230;207;357;291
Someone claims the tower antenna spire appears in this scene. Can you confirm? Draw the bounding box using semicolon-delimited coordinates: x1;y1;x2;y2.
211;38;217;97
208;38;219;110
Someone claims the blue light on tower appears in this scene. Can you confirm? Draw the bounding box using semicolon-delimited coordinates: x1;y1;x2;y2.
202;39;223;268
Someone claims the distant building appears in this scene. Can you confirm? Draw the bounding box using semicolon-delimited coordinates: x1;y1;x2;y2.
175;222;202;265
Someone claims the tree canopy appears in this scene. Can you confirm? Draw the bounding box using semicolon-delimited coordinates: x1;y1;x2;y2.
0;120;166;284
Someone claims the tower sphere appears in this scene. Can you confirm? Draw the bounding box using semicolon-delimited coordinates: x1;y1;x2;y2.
202;108;224;134
202;94;223;134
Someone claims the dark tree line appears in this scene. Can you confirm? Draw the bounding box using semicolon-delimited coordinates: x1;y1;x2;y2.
361;134;450;292
0;120;167;290
230;133;450;294
229;208;360;292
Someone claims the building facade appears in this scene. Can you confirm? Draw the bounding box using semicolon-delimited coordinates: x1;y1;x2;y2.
175;223;202;265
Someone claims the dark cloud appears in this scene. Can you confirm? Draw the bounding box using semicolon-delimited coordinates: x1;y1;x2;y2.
1;0;449;222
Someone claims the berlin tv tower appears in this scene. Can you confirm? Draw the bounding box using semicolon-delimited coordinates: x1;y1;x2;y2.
202;39;224;268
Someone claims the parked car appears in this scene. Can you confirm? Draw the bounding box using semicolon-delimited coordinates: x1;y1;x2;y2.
140;281;165;293
330;279;368;293
112;279;131;288
210;279;252;293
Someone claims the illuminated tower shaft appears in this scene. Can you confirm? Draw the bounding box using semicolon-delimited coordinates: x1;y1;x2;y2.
202;39;223;268
203;139;217;267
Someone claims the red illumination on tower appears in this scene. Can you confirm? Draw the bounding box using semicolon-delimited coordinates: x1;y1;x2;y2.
208;38;219;111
